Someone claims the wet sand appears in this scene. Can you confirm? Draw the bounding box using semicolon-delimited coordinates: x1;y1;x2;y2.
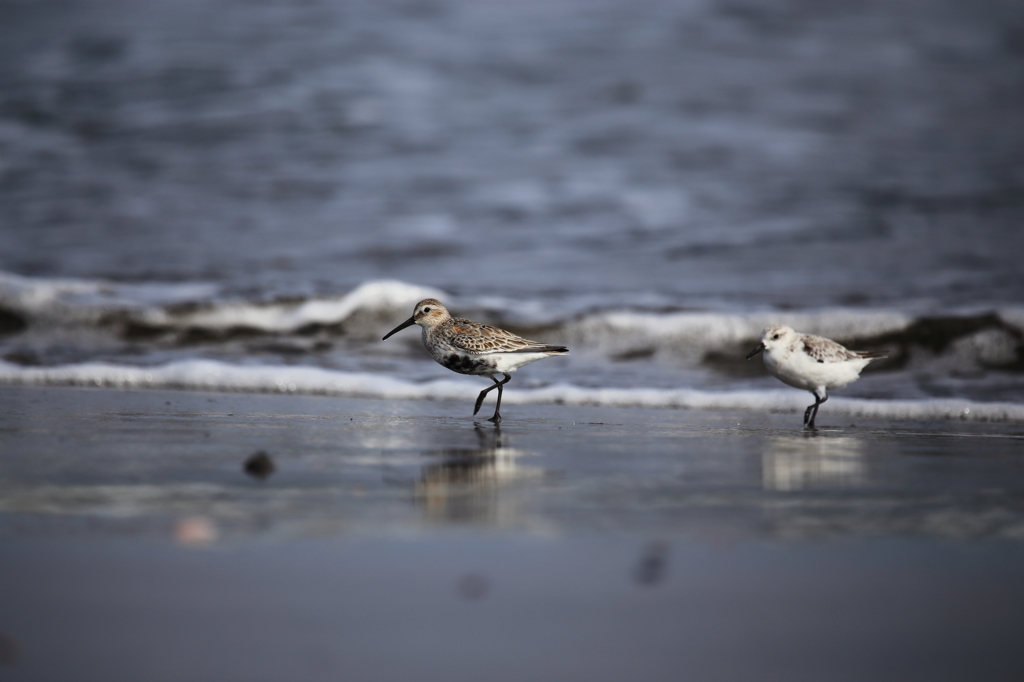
2;385;1024;681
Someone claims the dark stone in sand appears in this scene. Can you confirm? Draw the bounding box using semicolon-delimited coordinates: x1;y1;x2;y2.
456;573;489;601
0;632;21;666
243;451;275;480
633;541;670;586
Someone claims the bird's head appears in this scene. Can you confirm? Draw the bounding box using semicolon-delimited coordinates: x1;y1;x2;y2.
747;324;795;359
382;298;450;340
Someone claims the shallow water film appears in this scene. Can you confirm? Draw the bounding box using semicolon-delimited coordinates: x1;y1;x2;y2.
3;388;1024;681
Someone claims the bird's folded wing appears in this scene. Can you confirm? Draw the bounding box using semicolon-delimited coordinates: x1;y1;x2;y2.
446;320;566;354
801;336;855;363
445;321;526;353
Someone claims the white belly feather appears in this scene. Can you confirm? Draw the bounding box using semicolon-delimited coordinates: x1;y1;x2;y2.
488;351;561;374
764;349;870;392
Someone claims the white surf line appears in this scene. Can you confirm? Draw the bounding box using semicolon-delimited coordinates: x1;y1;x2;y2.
2;359;1023;423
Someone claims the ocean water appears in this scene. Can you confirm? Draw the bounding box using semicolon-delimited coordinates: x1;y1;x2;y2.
2;0;1024;421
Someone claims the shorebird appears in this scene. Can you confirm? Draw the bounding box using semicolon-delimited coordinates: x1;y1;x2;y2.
382;298;569;423
747;324;888;429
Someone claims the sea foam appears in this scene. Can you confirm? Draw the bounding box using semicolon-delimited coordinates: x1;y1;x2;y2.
2;358;1021;423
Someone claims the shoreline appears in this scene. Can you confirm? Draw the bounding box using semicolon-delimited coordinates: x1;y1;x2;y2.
3;362;1023;424
3;384;1024;680
2;384;1023;541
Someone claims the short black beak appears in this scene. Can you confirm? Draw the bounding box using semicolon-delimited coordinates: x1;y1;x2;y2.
382;316;416;341
746;343;765;360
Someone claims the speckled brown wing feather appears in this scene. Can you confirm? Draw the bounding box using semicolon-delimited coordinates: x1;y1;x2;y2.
443;318;564;354
800;334;860;363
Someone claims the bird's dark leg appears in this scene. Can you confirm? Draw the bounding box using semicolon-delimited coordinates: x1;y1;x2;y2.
473;373;512;420
488;373;512;423
473;376;501;416
804;390;828;430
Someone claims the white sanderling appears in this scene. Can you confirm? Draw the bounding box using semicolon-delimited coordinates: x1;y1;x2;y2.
382;298;569;423
747;324;888;429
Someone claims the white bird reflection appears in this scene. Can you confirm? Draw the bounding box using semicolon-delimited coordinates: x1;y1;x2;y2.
761;435;866;491
415;425;547;525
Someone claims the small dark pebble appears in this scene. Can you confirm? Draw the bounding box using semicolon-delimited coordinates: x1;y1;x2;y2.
0;632;21;666
244;451;275;479
456;573;489;601
633;541;670;586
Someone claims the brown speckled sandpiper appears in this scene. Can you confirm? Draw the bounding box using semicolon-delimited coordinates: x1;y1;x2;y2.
383;298;569;423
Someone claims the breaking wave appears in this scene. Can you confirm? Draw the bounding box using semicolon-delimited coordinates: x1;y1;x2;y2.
4;271;1022;371
0;270;443;338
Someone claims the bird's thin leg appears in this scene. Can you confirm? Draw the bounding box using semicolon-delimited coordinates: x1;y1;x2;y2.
473;375;502;416
803;398;816;426
488;373;512;423
804;390;828;430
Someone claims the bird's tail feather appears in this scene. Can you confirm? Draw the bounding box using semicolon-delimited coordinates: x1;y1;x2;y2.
509;345;569;354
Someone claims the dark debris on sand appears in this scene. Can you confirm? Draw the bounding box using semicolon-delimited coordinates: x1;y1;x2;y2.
243;451;276;480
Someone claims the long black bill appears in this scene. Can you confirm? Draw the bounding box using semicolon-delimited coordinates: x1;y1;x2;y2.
746;343;765;360
382;316;416;341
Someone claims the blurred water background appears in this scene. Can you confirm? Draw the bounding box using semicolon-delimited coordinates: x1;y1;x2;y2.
2;0;1024;416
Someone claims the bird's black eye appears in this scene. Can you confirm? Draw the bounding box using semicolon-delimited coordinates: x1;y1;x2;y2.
772;333;780;340
423;307;431;313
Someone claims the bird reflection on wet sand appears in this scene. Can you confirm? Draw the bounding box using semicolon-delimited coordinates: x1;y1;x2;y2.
761;434;866;492
415;425;550;525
